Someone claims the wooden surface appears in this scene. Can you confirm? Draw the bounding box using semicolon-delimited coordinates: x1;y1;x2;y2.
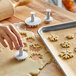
1;0;76;76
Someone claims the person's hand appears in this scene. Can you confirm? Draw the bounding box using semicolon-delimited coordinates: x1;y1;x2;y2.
0;24;23;50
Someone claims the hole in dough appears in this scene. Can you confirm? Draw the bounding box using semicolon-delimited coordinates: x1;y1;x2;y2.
30;53;43;60
26;37;35;43
20;32;27;37
30;44;42;52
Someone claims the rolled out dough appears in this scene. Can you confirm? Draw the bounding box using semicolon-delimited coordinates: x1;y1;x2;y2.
0;28;52;76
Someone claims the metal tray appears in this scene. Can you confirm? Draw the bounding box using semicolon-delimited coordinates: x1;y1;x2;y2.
38;21;76;76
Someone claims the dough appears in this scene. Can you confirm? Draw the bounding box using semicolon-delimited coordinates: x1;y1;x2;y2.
60;41;71;48
0;28;52;76
66;34;74;39
59;50;74;59
48;34;59;42
74;48;76;52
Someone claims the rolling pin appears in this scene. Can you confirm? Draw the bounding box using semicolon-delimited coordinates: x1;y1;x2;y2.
0;0;14;21
0;0;34;21
11;0;34;7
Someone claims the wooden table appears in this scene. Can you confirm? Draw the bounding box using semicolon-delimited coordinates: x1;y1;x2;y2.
1;0;76;76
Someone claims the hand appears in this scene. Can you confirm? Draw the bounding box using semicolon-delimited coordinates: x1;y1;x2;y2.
0;24;23;50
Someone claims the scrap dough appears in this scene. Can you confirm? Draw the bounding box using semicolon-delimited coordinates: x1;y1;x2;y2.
0;28;52;76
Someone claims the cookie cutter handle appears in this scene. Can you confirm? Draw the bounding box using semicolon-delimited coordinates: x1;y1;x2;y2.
30;12;35;22
19;47;23;56
46;9;51;19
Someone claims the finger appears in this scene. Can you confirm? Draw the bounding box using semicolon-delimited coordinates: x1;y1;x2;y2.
3;26;20;50
0;37;7;47
1;31;14;50
10;24;23;47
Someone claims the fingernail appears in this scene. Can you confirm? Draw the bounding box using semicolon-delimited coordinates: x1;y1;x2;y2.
16;46;20;50
20;44;23;47
10;48;13;50
5;45;7;47
20;45;23;47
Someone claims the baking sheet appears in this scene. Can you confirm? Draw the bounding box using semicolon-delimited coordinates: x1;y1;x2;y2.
38;21;76;76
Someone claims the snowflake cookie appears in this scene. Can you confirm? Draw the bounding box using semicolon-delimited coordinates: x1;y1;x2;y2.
59;50;74;59
48;34;59;42
74;48;76;52
66;34;74;39
60;41;71;48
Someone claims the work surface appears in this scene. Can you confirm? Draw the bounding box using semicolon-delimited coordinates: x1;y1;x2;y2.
1;0;76;76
